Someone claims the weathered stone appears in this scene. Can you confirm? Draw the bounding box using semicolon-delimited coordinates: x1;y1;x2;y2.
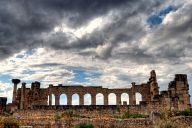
0;97;7;113
8;70;191;114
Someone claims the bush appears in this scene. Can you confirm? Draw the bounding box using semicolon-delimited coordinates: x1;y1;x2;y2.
121;111;148;119
61;111;74;118
175;109;192;116
74;123;94;128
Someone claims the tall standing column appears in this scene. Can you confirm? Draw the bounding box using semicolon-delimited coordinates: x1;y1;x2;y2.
130;82;136;105
129;93;136;105
20;83;26;109
12;79;21;102
79;94;84;105
91;94;96;105
116;93;121;105
49;84;53;105
49;93;52;105
104;94;108;105
67;94;72;105
55;94;60;105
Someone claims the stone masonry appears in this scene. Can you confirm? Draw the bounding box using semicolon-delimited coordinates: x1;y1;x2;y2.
8;70;191;114
0;97;7;113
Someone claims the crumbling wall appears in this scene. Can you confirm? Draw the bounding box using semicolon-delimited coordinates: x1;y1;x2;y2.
12;110;192;128
10;70;191;113
0;97;7;113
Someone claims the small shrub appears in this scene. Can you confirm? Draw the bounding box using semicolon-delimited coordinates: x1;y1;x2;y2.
74;123;94;128
175;109;192;116
61;111;74;118
55;113;62;120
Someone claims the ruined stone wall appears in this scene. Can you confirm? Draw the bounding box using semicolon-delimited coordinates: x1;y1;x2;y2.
0;97;7;113
13;109;153;128
10;70;191;113
13;103;168;119
12;110;192;128
11;71;154;109
17;118;153;128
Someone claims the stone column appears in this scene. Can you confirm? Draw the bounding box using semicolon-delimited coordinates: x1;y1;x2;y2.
12;79;21;102
130;83;136;105
79;94;84;105
49;94;52;105
91;94;96;105
55;94;60;105
20;82;26;109
129;93;136;105
116;93;121;105
49;84;53;105
104;94;108;105
67;94;72;105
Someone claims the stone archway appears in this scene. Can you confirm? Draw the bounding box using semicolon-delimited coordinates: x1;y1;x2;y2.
121;93;129;105
47;95;49;105
136;92;142;105
84;93;91;105
52;94;55;105
60;94;67;105
96;93;104;105
72;93;79;105
108;93;117;105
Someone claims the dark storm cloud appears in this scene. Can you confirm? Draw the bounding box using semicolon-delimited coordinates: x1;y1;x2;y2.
30;0;130;26
47;0;162;59
110;1;192;64
47;30;105;50
0;0;127;59
0;0;164;60
141;2;192;62
1;0;190;65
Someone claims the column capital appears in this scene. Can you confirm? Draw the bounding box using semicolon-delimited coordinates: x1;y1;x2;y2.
12;79;21;85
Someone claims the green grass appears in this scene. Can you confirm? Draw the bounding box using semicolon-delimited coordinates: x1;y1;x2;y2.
175;109;192;116
55;111;87;120
74;123;94;128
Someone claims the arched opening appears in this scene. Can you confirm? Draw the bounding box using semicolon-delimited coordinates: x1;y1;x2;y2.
136;92;142;105
84;93;91;105
108;93;116;105
47;95;49;105
52;94;55;105
121;93;129;105
60;94;67;105
72;93;79;105
96;93;104;105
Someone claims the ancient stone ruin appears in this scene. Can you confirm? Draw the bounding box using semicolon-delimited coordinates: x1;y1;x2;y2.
8;70;191;114
0;97;7;114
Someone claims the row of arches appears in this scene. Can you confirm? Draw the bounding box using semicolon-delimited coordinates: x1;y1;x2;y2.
48;93;142;105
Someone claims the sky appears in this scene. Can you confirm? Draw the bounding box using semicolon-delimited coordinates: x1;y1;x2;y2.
0;0;192;105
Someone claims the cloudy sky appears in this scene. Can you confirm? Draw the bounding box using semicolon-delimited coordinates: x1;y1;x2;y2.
0;0;191;104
